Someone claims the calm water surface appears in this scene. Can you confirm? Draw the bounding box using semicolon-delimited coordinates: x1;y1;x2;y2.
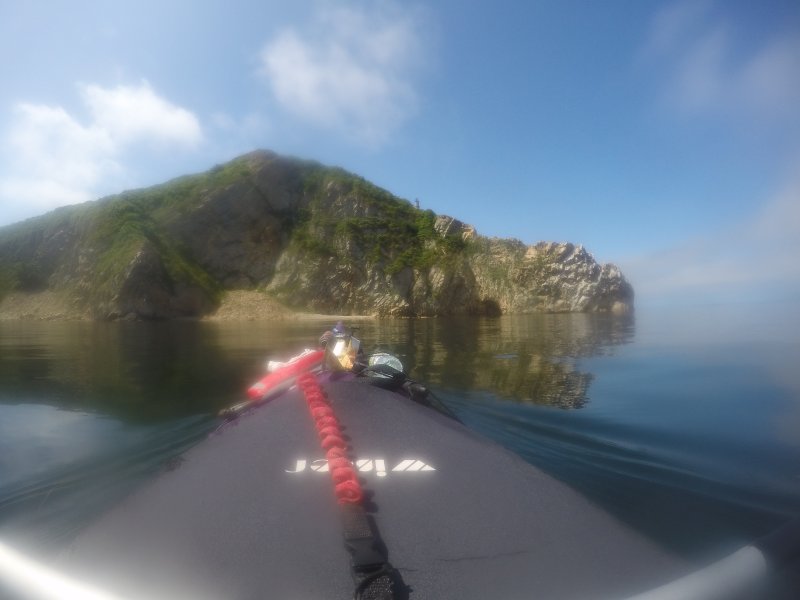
1;304;799;563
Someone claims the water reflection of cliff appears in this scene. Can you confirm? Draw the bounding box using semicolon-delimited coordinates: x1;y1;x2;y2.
0;314;635;420
367;313;635;410
0;321;250;421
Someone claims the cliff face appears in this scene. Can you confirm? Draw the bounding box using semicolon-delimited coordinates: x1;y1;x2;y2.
0;150;633;319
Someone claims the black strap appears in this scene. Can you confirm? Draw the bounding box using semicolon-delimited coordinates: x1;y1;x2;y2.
341;504;408;600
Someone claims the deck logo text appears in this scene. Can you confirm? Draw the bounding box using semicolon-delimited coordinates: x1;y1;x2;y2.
286;458;435;477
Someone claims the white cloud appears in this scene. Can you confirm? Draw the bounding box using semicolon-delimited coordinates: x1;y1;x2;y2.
0;103;116;212
258;2;426;146
631;3;800;304
0;81;202;221
621;162;800;303
82;81;202;146
754;162;800;240
670;27;729;113
670;29;800;124
644;3;800;129
739;36;800;119
641;0;713;59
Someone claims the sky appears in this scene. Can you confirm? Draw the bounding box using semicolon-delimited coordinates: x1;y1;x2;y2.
0;0;798;305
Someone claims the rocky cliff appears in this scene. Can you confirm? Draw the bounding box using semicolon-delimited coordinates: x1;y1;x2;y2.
0;150;633;319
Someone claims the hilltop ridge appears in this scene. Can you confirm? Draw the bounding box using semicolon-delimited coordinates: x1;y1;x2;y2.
0;150;633;320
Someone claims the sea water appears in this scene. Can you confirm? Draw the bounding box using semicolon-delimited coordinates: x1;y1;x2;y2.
1;304;798;563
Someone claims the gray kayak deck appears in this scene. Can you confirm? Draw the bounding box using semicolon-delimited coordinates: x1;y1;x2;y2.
62;381;689;599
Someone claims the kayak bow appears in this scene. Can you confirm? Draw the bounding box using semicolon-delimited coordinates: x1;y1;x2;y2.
5;326;797;600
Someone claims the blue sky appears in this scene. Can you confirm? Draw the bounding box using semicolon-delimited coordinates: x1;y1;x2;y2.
0;0;798;304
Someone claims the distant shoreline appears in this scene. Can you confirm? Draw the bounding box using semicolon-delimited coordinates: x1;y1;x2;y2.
0;290;377;322
0;291;89;321
0;288;631;321
201;291;376;322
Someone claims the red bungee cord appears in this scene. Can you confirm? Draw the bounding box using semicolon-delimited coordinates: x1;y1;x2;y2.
297;373;364;505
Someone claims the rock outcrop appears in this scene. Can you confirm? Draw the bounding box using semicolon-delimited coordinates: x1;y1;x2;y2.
470;239;633;314
0;150;633;319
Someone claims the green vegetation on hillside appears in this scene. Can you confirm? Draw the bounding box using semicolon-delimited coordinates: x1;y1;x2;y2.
1;153;470;312
0;149;633;319
0;264;16;301
0;206;87;299
295;170;467;275
84;200;221;305
121;155;257;223
0;161;246;309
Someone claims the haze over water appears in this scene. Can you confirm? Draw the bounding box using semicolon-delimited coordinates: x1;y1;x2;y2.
1;303;799;564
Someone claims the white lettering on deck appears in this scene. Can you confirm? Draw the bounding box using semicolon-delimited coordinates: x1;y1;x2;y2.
286;458;435;476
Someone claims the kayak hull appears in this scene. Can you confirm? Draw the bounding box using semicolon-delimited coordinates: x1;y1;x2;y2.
62;381;690;600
